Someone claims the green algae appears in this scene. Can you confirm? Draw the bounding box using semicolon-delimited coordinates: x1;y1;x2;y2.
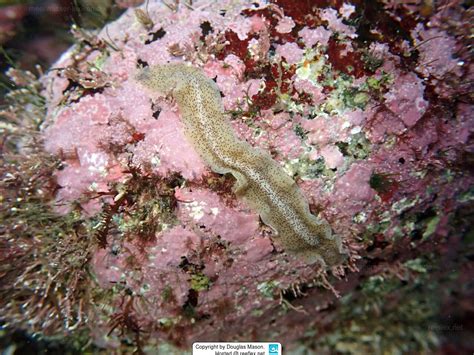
257;280;280;299
190;273;211;292
336;132;371;161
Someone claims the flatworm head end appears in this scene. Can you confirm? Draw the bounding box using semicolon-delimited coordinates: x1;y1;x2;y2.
135;64;180;95
135;63;202;96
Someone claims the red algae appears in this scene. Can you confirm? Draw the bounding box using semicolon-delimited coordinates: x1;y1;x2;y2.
327;37;366;78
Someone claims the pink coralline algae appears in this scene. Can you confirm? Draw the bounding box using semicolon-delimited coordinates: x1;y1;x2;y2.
12;0;472;352
275;42;305;65
175;187;260;245
384;72;428;127
412;26;462;79
298;26;332;48
320;145;344;170
130;110;208;180
275;15;295;34
333;162;376;214
319;7;357;39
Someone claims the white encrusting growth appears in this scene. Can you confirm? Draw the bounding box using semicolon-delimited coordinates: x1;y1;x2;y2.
137;63;345;265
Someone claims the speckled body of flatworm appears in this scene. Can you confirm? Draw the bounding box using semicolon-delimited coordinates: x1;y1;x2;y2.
136;63;345;266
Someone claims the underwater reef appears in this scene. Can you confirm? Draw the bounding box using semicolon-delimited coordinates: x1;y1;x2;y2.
0;0;473;353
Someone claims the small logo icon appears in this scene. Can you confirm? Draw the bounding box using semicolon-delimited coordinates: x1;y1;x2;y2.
269;343;279;354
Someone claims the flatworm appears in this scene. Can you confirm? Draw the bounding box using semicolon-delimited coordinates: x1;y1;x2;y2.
137;63;345;266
